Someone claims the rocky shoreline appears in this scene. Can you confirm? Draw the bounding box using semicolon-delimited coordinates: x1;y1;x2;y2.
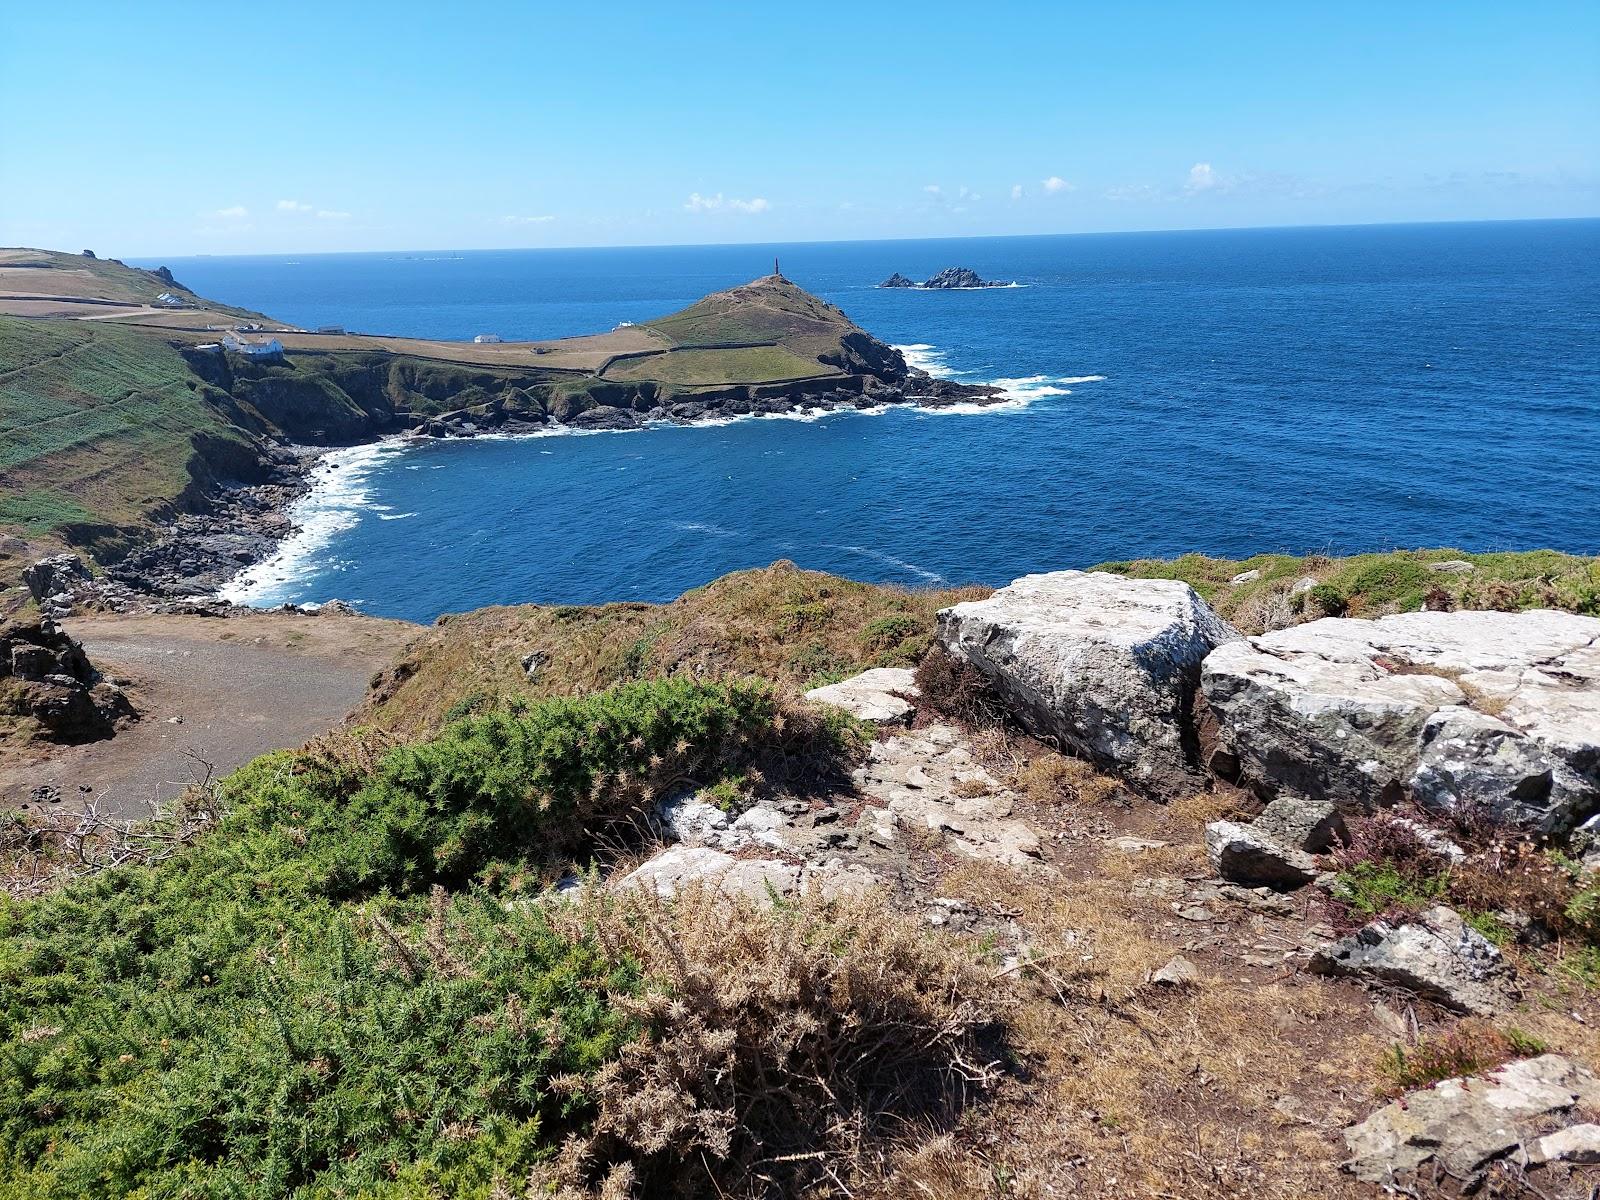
40;369;1006;616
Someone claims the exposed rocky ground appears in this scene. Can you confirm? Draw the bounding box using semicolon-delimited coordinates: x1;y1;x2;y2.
7;552;1600;1194
0;608;419;817
588;569;1600;1194
0;615;133;744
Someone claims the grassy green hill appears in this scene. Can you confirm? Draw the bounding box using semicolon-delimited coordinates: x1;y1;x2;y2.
0;316;256;558
0;248;271;325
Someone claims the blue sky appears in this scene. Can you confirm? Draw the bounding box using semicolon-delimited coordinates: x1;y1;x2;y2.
2;2;1596;256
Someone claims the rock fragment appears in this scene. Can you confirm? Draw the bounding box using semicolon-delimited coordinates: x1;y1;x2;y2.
1343;1055;1600;1183
1205;820;1319;889
1311;905;1515;1014
804;666;918;724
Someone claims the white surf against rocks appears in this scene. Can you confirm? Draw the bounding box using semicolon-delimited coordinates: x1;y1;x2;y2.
893;343;1103;411
217;438;411;607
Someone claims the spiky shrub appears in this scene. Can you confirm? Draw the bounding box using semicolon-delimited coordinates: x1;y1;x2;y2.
539;885;999;1198
0;679;872;1199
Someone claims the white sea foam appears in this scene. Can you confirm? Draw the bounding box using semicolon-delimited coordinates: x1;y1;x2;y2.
892;344;1105;412
670;521;737;537
833;544;944;585
217;438;410;606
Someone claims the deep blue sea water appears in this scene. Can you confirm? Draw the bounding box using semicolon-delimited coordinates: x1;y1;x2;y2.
139;221;1600;623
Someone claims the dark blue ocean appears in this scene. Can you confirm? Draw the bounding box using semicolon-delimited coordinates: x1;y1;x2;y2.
139;221;1600;623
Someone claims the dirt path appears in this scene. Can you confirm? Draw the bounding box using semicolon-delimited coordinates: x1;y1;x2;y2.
0;611;418;817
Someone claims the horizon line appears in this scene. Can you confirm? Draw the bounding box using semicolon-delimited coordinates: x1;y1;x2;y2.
44;213;1598;265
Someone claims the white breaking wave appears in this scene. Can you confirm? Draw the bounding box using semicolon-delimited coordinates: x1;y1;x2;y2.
216;438;410;606
892;344;1105;413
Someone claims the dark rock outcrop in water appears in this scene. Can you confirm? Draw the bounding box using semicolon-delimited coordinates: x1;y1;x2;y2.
879;267;1014;290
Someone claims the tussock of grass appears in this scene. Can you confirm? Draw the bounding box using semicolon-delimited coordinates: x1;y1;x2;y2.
538;885;998;1198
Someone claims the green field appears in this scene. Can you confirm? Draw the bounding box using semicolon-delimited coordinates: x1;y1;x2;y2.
603;344;837;386
0;316;251;555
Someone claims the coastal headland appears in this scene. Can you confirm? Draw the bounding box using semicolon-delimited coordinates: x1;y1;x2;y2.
4;248;1600;1197
0;249;999;600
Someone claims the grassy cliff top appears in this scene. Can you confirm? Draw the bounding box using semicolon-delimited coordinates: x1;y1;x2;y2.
1096;546;1600;628
0;248;273;326
359;549;1600;737
645;273;862;347
0;315;255;563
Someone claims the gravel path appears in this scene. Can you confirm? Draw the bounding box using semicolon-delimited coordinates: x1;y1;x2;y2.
0;611;418;818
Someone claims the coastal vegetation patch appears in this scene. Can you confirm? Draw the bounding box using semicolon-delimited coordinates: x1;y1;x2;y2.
1096;547;1600;632
360;562;990;738
0;677;980;1198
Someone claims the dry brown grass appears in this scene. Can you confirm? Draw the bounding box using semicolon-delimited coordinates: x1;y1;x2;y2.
535;884;1002;1198
866;860;1386;1199
359;563;990;737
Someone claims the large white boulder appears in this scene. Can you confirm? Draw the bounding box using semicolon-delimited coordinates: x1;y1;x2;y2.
1201;609;1600;832
937;571;1238;791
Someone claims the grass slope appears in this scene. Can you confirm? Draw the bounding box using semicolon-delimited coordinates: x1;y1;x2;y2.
0;316;252;557
603;344;837;386
0;248;270;324
362;562;988;738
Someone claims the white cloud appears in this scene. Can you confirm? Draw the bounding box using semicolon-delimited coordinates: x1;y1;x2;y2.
502;214;556;225
276;199;313;212
922;184;943;196
957;185;980;202
316;209;351;220
685;192;769;214
1010;183;1024;201
214;205;249;219
1185;162;1217;192
1042;176;1074;194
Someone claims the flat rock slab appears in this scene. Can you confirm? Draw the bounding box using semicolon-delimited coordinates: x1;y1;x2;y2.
852;723;1043;865
804;667;918;723
1202;609;1600;831
938;571;1238;792
1343;1054;1600;1183
1311;904;1515;1014
615;846;875;904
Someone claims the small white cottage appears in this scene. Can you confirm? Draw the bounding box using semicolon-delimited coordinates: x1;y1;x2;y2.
222;332;284;359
